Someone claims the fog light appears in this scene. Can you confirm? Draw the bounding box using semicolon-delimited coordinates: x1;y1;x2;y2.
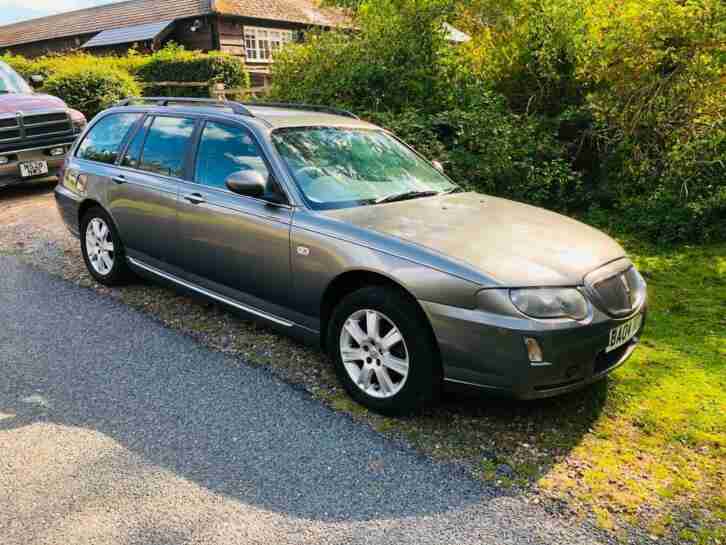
524;337;544;363
49;147;65;157
0;156;8;165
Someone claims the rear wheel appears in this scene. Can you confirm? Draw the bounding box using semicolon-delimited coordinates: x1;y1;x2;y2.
328;286;441;415
80;207;130;286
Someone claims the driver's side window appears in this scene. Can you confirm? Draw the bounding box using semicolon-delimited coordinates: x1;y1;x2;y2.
195;121;270;190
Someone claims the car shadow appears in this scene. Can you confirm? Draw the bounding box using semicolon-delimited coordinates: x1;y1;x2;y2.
0;181;56;203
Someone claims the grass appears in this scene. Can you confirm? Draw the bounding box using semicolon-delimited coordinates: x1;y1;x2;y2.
544;238;726;542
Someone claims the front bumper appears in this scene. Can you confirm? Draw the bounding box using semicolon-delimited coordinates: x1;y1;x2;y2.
423;296;647;400
0;143;73;188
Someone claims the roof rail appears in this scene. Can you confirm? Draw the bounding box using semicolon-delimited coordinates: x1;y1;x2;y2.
114;97;256;117
243;102;360;120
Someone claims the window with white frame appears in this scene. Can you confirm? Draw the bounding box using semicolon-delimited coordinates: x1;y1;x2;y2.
244;26;294;63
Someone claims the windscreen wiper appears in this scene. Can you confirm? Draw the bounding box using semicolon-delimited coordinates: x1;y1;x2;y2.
374;190;442;204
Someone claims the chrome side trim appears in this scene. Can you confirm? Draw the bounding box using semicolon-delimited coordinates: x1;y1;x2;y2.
127;257;294;328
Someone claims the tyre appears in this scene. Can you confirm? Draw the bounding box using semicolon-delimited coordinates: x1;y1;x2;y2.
328;286;441;415
80;207;131;286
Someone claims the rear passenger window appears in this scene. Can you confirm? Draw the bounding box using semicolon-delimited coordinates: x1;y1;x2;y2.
195;121;270;190
77;113;140;164
121;116;152;169
138;116;195;178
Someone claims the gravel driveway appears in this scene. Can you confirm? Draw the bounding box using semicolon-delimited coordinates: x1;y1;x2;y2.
0;254;616;545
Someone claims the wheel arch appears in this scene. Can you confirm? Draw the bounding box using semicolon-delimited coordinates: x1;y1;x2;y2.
319;269;441;366
77;199;121;236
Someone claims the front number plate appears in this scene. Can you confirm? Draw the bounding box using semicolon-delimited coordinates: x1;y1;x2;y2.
19;160;49;178
606;314;643;353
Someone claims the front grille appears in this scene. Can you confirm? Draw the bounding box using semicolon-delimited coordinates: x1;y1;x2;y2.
585;263;647;318
0;110;73;145
585;260;647;318
0;117;18;129
22;111;73;139
24;112;69;125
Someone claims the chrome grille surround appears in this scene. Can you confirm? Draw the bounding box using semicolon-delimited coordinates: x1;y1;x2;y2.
584;259;647;318
0;109;73;146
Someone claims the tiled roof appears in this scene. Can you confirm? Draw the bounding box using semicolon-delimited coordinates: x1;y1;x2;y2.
0;0;349;48
0;0;211;48
214;0;350;27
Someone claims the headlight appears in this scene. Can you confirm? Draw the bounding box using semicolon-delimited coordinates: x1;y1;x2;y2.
509;288;589;321
72;118;87;133
69;110;87;133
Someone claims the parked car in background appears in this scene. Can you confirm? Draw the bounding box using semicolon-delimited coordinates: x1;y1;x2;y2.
0;60;86;189
55;98;647;415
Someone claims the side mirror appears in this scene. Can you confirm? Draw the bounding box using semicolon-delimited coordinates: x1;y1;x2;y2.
432;160;445;174
226;170;266;198
29;74;44;88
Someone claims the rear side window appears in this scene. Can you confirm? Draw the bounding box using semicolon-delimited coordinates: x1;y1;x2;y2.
77;113;141;164
138;116;195;178
195;121;270;190
121;116;152;169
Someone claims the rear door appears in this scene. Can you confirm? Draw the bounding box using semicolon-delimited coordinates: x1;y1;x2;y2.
107;114;196;267
176;119;293;311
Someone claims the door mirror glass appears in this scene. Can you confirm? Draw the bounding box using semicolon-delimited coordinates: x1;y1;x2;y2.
432;160;445;174
29;74;44;88
226;170;266;198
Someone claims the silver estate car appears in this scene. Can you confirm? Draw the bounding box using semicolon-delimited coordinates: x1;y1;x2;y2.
55;98;647;414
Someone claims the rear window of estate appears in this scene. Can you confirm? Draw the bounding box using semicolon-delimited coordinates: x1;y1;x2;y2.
77;114;141;165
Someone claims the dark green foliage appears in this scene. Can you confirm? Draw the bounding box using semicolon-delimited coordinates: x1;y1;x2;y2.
367;100;584;211
280;0;724;243
42;66;141;119
270;0;453;113
272;0;585;214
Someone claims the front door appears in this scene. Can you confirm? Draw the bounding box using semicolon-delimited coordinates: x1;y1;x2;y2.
176;119;292;312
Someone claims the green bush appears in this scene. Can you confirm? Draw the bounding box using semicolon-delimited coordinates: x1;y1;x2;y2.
272;0;584;213
0;53;46;79
271;0;452;112
42;66;141;119
450;0;726;243
367;97;584;211
137;43;249;98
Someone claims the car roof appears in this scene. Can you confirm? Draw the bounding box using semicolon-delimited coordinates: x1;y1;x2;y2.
107;99;379;131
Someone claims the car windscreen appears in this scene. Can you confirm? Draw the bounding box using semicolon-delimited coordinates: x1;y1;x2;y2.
271;127;456;210
0;62;32;94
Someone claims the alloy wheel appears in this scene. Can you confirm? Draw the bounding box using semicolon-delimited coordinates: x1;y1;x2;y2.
85;217;115;276
339;309;410;399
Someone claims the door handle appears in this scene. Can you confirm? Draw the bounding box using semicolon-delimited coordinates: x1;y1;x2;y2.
112;175;126;184
184;193;206;205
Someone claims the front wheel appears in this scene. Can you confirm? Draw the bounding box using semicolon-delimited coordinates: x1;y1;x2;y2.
328;286;441;415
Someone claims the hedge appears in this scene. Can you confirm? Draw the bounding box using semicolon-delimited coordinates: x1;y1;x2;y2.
41;66;142;119
136;44;249;98
1;44;250;113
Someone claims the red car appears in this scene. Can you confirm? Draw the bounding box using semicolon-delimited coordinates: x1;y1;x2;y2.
0;60;86;189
